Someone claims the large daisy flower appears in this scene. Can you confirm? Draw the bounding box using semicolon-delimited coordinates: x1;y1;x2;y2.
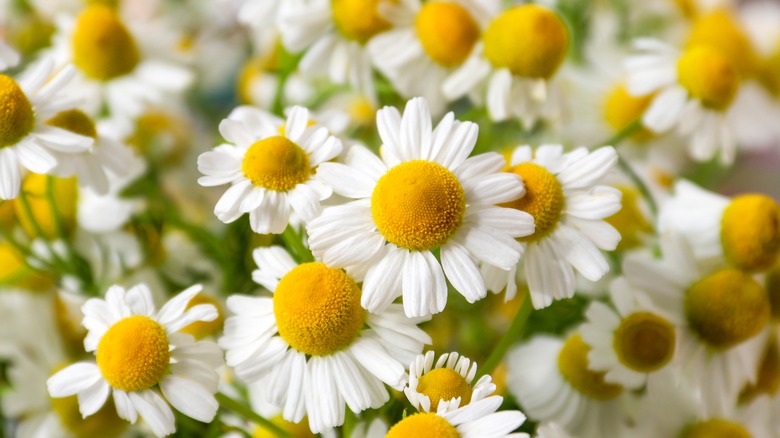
197;105;342;234
47;284;224;437
219;246;430;434
0;58;92;200
308;97;533;317
482;144;621;309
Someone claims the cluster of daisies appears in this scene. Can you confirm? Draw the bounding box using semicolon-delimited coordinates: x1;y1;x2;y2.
1;0;780;437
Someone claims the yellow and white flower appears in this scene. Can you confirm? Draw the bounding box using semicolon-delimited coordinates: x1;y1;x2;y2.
308;97;533;317
47;284;223;437
197;105;342;234
220;246;431;434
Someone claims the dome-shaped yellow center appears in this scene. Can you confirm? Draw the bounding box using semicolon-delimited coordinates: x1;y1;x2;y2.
417;368;473;411
180;294;225;339
46;109;98;139
739;337;780;403
558;334;623;401
371;160;465;251
274;262;365;356
415;2;480;68
72;4;140;81
686;9;758;77
482;5;569;79
677;45;739;110
0;75;35;148
613;312;675;373
96;315;170;392
501;162;564;243
603;84;655;142
680;419;752;438
685;269;769;351
721;194;780;272
50;394;126;438
241;136;311;192
332;0;392;44
386;413;460;438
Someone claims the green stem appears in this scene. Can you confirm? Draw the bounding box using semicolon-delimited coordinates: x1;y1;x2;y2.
477;294;533;379
215;393;294;438
281;225;314;263
45;176;67;239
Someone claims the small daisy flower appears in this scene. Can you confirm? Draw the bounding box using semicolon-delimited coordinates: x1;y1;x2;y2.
482;144;621;309
0;58;92;200
220;246;431;434
404;351;496;413
197;105;342;234
0;40;20;70
308;97;533;317
47;284;224;437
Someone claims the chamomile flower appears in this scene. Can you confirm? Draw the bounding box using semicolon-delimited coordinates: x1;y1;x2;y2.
404;351;496;413
47;284;224;437
0;40;20;70
482;144;621;309
308;97;533;317
220;246;431;434
367;0;500;114
197;105;342;234
0;58;92;200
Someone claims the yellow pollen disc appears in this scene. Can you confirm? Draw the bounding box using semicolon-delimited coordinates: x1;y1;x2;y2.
613;312;675;373
241;136;311;191
0;75;35;148
415;2;480;68
180;294;225;339
483;5;569;79
606;187;652;251
371;160;466;251
739;337;780;403
686;9;758;77
274;262;365;356
417;368;473;411
721;194;780;272
685;269;769;351
348;97;376;127
46;109;98;139
603;84;655;142
680;419;752;438
332;0;392;44
96;315;170;392
14;174;78;239
558;334;623;401
677;45;739;110
501;162;564;243
50;394;126;438
386;413;460;438
72;4;140;81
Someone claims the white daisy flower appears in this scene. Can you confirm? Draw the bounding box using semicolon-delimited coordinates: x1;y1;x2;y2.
0;58;92;200
308;97;533;317
482;144;621;309
367;0;500;115
0;40;20;70
220;246;431;434
197;105;342;234
47;284;224;437
404;351;496;414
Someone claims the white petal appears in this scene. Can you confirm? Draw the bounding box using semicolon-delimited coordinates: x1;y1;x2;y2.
128;391;176;438
441;242;486;303
159;376;218;422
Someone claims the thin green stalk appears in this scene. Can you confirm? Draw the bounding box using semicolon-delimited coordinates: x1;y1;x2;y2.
45;176;67;239
476;294;533;380
215;393;294;438
281;225;314;263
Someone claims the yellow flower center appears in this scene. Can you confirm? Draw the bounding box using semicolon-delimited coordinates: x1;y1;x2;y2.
252;415;316;438
241;136;311;192
274;262;365;356
96;315;170;392
686;9;758;77
482;5;569;79
348;97;377;127
603;84;655;142
613;312;675;373
680;419;752;438
501;162;564;243
739;336;780;403
558;334;623;401
415;2;480;68
72;4;140;81
721;194;780;272
677;45;739;110
51;394;126;438
180;295;225;339
606;187;652;251
46;109;98;139
14;174;78;239
332;0;392;44
0;75;35;148
685;269;769;351
386;413;460;438
371;160;466;251
128;111;191;165
417;368;473;411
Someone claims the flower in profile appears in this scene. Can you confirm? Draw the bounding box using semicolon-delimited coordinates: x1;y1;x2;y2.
47;284;224;437
308;97;533;317
197;105;342;234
